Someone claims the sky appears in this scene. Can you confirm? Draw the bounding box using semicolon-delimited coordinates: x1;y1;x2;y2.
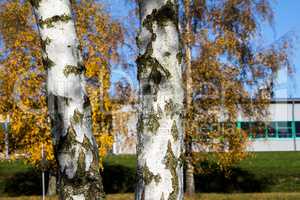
260;0;300;98
99;0;300;98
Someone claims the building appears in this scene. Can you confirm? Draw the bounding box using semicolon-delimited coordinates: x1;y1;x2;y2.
111;98;300;154
240;98;300;152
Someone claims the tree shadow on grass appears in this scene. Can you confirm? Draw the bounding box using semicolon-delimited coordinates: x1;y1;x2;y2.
194;164;274;193
3;169;45;196
2;162;137;196
1;160;277;195
102;161;275;194
101;163;136;194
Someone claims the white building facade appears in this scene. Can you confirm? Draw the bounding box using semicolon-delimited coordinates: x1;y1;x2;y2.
112;98;300;154
241;98;300;152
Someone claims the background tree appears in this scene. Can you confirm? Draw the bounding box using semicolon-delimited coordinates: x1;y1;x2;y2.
182;0;195;195
136;0;185;199
0;0;53;164
181;0;293;193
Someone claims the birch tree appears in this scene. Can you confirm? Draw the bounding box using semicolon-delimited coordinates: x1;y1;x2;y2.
183;0;293;187
29;0;105;199
136;0;184;199
182;0;195;195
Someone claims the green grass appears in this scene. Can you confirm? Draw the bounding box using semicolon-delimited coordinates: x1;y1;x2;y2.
196;193;300;200
104;152;300;193
1;152;300;196
103;154;136;169
238;152;300;192
0;160;33;195
0;160;31;176
239;152;300;176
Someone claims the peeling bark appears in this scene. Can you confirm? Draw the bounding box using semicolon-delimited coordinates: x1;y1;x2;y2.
136;1;184;200
30;0;105;199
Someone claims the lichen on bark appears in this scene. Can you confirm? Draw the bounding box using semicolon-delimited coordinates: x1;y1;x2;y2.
143;164;161;185
64;64;85;77
39;14;72;28
164;99;176;118
171;121;179;141
146;110;160;133
164;141;179;200
72;109;84;124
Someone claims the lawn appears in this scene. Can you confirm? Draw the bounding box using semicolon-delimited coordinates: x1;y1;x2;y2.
238;152;300;192
0;160;34;196
1;152;300;196
104;152;300;192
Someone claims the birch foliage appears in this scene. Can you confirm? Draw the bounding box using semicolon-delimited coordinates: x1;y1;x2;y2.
183;0;293;174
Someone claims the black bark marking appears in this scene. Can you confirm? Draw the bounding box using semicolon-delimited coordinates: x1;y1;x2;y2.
29;0;42;8
63;63;85;77
42;57;54;69
39;14;72;28
171;120;179;141
41;37;51;50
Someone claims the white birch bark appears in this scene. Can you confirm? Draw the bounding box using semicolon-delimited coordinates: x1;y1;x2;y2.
30;0;104;199
136;0;184;199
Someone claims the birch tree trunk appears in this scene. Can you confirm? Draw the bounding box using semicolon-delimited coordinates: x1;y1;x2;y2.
47;173;57;196
30;1;105;199
183;0;195;195
4;121;9;160
136;0;184;199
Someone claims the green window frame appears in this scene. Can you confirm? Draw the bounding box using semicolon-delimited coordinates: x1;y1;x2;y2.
238;121;300;139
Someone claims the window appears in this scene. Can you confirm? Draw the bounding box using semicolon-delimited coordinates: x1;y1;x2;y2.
266;122;276;138
240;121;294;139
277;121;292;127
241;122;252;137
295;121;300;137
235;121;299;139
278;128;292;138
277;121;292;138
252;122;266;138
